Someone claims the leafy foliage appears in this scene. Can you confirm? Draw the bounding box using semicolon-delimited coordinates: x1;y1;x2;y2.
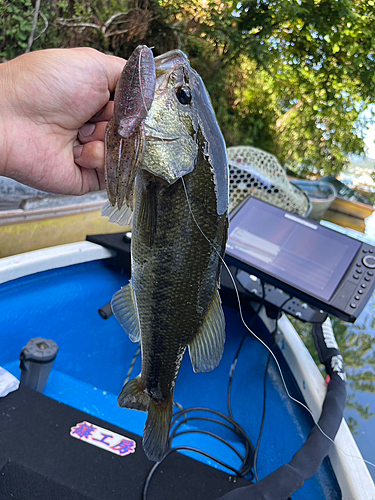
0;0;36;59
1;0;375;174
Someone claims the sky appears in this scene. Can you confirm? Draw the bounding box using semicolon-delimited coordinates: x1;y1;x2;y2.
361;104;375;159
365;123;375;159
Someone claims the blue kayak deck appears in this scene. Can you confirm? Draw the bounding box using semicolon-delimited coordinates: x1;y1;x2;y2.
0;259;341;499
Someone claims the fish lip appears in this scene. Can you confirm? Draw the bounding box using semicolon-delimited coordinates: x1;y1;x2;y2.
144;124;180;142
145;135;180;142
154;50;189;73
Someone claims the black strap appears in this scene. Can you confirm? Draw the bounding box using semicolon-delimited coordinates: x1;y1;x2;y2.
218;318;346;500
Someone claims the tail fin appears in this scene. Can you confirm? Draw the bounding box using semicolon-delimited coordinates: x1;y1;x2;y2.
118;376;173;462
117;376;149;411
143;398;173;462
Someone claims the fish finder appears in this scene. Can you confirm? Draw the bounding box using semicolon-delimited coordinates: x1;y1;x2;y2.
225;196;375;322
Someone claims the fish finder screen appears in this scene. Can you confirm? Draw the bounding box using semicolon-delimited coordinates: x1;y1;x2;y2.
226;197;361;302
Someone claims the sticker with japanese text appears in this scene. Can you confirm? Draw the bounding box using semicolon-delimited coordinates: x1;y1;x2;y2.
70;421;136;456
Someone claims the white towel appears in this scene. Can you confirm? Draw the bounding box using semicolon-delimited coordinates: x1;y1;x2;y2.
0;366;19;397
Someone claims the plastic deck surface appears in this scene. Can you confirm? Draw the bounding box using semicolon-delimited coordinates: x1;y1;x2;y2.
0;260;341;499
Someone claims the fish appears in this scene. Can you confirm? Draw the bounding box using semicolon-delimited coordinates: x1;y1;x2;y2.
102;47;229;462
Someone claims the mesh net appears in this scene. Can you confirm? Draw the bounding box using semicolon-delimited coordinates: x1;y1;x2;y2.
227;146;310;216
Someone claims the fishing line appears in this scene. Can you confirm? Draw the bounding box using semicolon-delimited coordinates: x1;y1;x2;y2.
180;176;307;414
135;65;374;470
180;176;375;471
123;343;141;386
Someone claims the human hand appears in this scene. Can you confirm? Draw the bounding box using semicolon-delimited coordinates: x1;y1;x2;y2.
0;48;125;195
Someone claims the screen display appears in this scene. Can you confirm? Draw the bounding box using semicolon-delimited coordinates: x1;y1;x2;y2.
226;198;362;301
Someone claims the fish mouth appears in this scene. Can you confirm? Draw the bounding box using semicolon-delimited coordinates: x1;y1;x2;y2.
145;135;180;142
154;50;189;73
145;124;180;143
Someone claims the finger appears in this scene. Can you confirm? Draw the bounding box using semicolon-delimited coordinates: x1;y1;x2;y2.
101;54;126;94
74;140;105;172
71;48;126;94
91;101;114;123
79;167;106;194
78;121;108;144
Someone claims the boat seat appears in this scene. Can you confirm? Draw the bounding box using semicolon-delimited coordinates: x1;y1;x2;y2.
0;385;249;500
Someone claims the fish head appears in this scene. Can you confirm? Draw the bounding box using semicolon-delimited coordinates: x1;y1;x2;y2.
142;50;229;215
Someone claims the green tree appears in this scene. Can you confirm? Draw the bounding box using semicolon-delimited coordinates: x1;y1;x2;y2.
2;0;375;175
173;0;375;175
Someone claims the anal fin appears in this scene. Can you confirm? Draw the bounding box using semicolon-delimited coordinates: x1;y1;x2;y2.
188;289;226;373
118;375;149;411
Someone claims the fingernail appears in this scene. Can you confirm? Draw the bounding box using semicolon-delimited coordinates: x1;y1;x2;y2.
74;145;83;159
79;123;96;138
93;106;105;117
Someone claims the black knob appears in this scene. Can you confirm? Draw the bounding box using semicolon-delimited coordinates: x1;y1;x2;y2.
362;255;375;269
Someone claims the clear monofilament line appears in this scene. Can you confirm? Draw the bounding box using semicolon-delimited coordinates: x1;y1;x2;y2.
180;175;375;471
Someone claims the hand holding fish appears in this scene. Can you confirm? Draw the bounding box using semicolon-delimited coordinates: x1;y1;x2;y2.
0;48;125;194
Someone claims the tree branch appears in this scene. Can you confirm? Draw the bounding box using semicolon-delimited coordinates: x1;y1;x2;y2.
56;19;101;30
25;0;41;53
34;11;48;42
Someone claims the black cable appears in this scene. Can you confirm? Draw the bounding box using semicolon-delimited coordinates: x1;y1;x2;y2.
171;416;238;441
142;446;245;500
270;295;293;337
171;430;245;463
171;407;251;440
253;352;271;482
171;408;255;479
226;285;293;482
170;414;254;476
227;333;248;420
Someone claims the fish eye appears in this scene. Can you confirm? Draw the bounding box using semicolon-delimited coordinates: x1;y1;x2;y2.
176;86;192;105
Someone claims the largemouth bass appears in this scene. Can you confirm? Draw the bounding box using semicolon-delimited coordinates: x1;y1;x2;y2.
103;46;229;462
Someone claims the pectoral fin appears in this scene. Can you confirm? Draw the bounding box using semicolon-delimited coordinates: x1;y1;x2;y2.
111;281;141;342
188;289;225;373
